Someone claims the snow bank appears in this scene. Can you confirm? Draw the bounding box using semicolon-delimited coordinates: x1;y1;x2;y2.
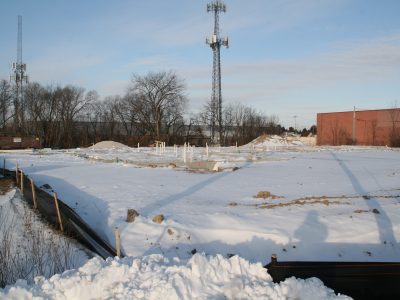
248;135;305;147
89;141;130;150
0;254;350;300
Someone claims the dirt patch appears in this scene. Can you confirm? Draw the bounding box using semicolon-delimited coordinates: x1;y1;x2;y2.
257;198;349;209
255;191;284;200
250;192;400;210
0;178;14;195
294;195;351;201
354;209;369;214
256;191;271;199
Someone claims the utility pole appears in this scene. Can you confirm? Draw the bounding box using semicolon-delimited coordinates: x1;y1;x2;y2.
10;15;28;134
206;1;229;145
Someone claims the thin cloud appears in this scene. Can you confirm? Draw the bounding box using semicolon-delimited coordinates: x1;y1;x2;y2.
29;54;103;84
112;55;170;74
98;79;129;96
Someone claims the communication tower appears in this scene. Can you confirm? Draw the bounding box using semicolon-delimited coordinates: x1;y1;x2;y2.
206;1;228;144
10;15;28;133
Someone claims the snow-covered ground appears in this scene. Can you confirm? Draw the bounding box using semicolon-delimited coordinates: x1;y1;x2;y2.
0;185;89;289
1;142;399;298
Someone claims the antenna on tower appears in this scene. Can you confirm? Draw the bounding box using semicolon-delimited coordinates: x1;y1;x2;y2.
206;0;229;145
10;15;28;133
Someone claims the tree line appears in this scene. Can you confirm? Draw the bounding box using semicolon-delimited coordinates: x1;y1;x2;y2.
0;70;309;148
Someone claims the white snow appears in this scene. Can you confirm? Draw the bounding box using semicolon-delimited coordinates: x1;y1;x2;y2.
0;253;350;300
1;144;400;298
0;189;89;288
89;140;131;150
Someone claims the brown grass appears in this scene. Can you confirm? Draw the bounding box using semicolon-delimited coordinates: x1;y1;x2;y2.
255;193;400;209
294;195;352;201
258;198;348;209
229;191;400;210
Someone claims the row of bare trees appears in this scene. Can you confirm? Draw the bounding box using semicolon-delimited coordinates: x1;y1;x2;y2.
1;71;285;148
195;102;283;145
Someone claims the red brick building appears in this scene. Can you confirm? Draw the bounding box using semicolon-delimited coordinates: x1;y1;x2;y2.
317;108;400;146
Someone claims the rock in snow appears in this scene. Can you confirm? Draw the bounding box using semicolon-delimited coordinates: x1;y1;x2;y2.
0;253;351;300
152;214;165;224
126;209;140;223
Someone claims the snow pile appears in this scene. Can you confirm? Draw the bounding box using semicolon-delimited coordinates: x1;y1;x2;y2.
248;135;304;147
0;254;350;300
89;141;130;150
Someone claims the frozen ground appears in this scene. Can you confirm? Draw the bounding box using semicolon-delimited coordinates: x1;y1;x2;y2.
0;142;399;298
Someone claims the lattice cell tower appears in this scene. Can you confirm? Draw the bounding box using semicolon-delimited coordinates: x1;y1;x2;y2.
206;0;229;144
10;15;29;133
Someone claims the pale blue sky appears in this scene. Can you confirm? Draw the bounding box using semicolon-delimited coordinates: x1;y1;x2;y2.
1;0;399;128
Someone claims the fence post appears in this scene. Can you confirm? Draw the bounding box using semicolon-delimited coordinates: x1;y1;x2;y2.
114;226;121;257
30;178;37;209
183;146;187;163
3;158;5;176
53;192;64;232
20;171;24;193
15;162;19;185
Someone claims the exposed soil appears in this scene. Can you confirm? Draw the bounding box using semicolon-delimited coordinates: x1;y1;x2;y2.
0;178;14;195
257;198;349;209
255;191;284;200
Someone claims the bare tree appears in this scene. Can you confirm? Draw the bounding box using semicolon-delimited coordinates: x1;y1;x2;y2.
0;80;13;130
23;83;60;146
129;71;187;141
102;96;120;138
58;85;92;148
114;94;138;136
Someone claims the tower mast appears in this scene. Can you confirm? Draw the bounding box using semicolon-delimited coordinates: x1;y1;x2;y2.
10;15;28;133
206;1;228;144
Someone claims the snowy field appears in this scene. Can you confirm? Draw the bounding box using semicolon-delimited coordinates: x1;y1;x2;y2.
1;140;399;299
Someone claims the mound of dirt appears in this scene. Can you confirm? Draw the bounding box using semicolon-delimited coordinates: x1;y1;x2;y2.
89;141;130;150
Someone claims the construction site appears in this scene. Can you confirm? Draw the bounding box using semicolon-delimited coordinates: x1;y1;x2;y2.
1;1;400;299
